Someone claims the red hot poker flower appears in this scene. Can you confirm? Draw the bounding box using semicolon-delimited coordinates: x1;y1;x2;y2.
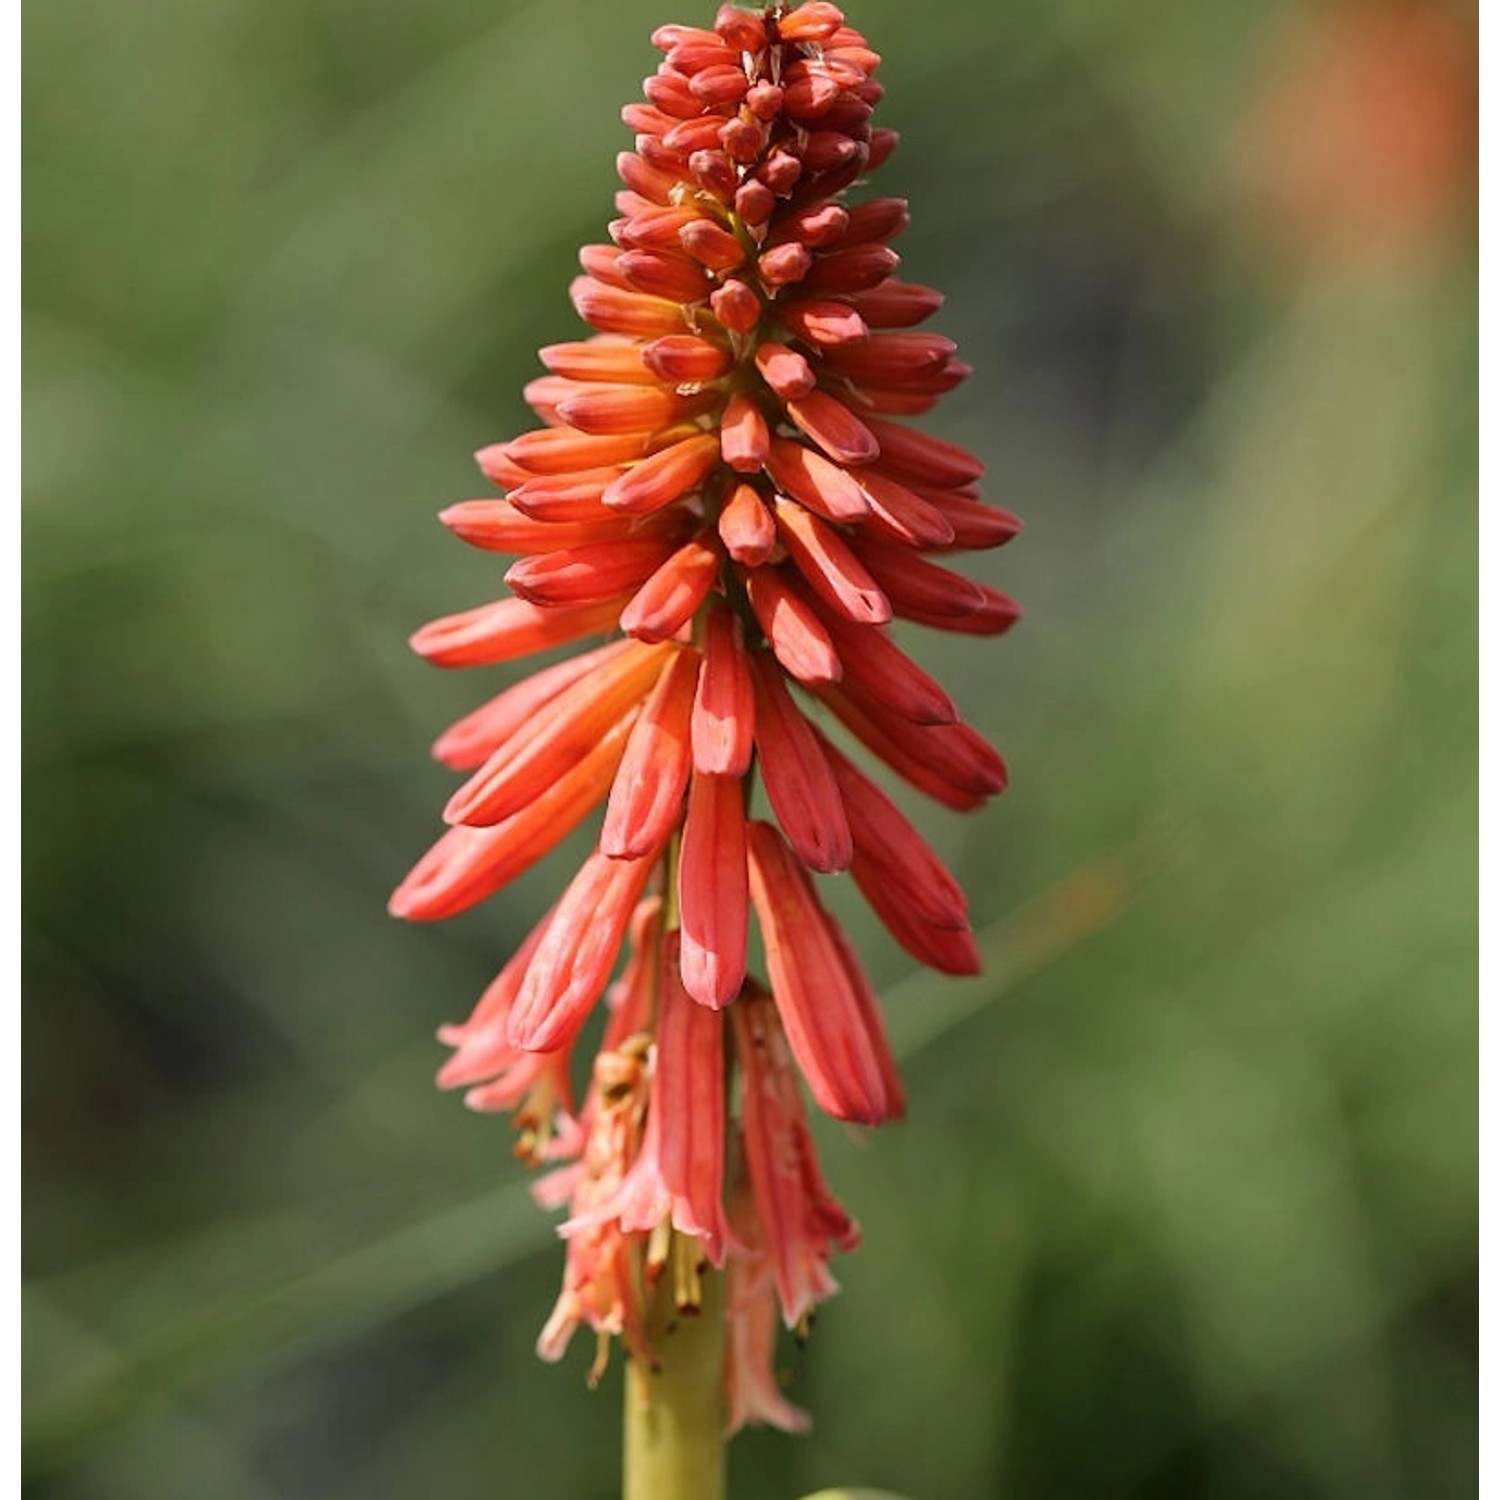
393;0;1020;1425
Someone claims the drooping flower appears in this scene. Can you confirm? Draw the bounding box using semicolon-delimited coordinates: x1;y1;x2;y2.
394;0;1019;1424
731;987;861;1330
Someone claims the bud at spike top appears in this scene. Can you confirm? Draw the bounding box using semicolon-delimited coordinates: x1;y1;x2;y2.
391;0;1021;1428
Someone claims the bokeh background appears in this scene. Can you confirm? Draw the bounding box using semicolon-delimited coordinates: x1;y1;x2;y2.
23;0;1477;1495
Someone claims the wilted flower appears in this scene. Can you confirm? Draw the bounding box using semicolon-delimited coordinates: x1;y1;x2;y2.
392;0;1019;1427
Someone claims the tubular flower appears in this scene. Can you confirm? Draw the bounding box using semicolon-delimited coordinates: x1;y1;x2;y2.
392;0;1019;1425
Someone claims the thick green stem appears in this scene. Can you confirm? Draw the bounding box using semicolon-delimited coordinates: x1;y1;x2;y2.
623;1268;726;1500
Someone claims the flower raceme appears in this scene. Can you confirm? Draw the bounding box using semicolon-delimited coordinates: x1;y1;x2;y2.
391;0;1019;1427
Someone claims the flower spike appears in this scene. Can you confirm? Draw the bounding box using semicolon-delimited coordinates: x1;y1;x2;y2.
392;0;1018;1434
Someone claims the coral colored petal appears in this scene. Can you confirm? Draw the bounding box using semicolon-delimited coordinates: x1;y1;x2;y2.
845;278;944;328
652;944;731;1257
860;416;985;487
777;298;869;348
840;196;910;245
444;642;672;827
731;992;861;1329
409;596;626;670
603;433;720;514
433;640;635;771
474;443;533;489
816;679;1007;808
805;604;958;725
765;201;850;249
538;339;656;383
439;499;684;555
507;850;662;1052
691;604;756;776
557;381;715;435
710;278;762;333
717;482;778;566
725;1269;812;1435
721;393;771;473
570;274;686;337
765;438;870;524
852;855;984;975
678;218;748;271
854;470;956;549
600;648;699;858
677;771;749;1008
923;495;1024;551
754;341;817;399
825;918;908;1118
785;390;881;466
821;330;955;382
821;734;970;930
619;530;722;643
733;179;776;225
758;242;811;288
437;914;556;1084
617;249;713;304
743;567;843;686
505;535;679;609
773;498;891;625
507;466;628;522
389;719;633;921
897;590;1021;636
600;895;665;1051
615;204;697;248
800;244;900;296
713;3;765;50
640;333;734;381
749;652;852;873
745;821;896;1125
504;422;657;475
849;535;988;620
778;2;847;44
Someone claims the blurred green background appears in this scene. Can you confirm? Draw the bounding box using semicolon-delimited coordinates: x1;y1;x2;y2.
23;0;1477;1495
